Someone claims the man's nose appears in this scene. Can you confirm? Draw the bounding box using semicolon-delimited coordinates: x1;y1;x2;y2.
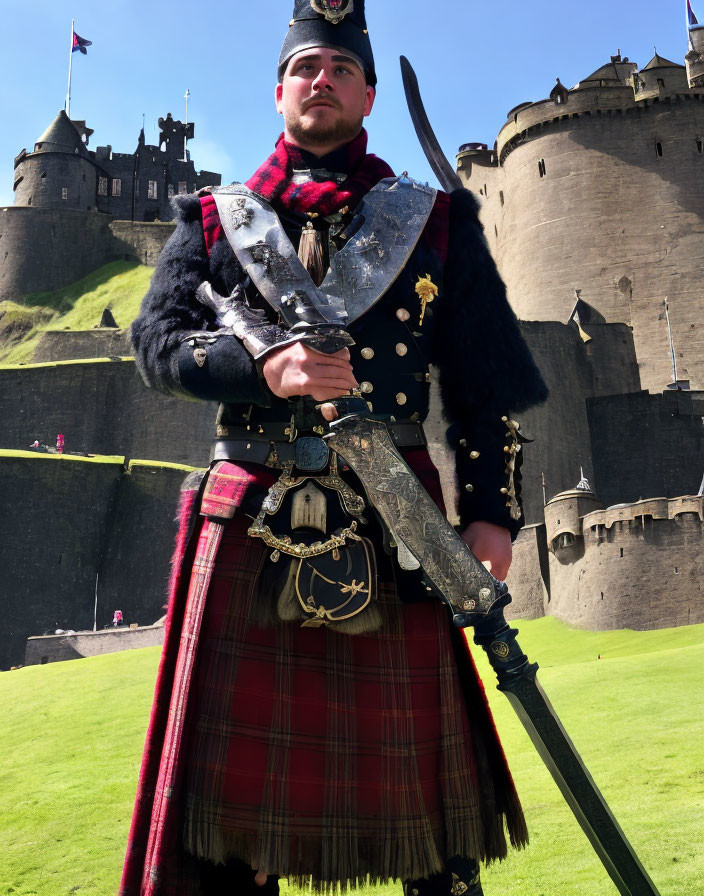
312;68;334;91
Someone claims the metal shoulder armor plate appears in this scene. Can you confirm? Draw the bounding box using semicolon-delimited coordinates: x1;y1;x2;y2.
212;176;437;327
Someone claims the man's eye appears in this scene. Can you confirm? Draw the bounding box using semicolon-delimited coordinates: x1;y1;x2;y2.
335;66;351;75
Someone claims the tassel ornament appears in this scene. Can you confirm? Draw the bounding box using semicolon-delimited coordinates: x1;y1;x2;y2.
298;221;326;286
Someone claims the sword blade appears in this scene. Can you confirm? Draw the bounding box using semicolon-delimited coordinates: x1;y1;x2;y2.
500;670;662;895
400;55;463;193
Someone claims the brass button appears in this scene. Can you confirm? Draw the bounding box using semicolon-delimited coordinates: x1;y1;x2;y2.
470;451;480;459
459;439;467;447
360;381;374;394
396;308;411;322
396;392;408;406
425;372;431;383
465;484;474;492
501;487;509;494
396;343;408;356
361;347;375;360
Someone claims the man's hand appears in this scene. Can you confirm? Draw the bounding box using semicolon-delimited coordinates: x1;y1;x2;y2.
262;342;358;401
461;520;512;581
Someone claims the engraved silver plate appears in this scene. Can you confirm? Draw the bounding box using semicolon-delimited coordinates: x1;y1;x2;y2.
212;177;437;328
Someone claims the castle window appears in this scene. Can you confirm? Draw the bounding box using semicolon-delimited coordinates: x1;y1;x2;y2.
148;180;158;199
697;138;704;154
657;78;665;88
179;181;187;194
538;158;547;177
655;141;663;157
620;547;624;557
135;179;140;198
98;177;108;196
168;184;175;199
112;178;122;197
499;190;505;206
61;187;68;200
40;171;47;183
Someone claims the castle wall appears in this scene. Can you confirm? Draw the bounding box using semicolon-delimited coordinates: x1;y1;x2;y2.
461;96;704;393
588;389;704;506
108;219;174;266
547;499;704;629
0;451;193;670
0;359;215;466
515;322;598;524
32;328;132;362
25;624;164;666
504;522;549;619
0;207;173;300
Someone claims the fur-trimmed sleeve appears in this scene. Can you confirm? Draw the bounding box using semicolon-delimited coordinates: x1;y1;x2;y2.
131;195;269;405
434;188;548;536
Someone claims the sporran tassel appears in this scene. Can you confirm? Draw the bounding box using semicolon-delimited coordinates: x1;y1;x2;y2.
298;221;326;286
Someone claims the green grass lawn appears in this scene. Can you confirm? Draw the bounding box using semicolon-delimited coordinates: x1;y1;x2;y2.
1;617;701;895
0;261;153;365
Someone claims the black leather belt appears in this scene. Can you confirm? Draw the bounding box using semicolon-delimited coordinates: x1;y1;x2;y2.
212;420;427;464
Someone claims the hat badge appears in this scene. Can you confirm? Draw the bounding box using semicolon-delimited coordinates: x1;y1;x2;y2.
309;0;354;24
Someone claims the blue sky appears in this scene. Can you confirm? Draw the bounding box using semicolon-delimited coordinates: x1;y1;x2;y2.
0;0;694;207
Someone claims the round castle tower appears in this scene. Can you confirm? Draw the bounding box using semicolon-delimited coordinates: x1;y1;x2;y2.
14;111;97;211
457;49;704;393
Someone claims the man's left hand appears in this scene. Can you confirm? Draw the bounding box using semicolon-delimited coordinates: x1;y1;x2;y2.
461;520;512;581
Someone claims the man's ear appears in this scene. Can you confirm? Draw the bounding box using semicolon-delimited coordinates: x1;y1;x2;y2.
363;85;376;117
275;82;284;114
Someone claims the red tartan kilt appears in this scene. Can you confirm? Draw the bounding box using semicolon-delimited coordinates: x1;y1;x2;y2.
181;506;489;882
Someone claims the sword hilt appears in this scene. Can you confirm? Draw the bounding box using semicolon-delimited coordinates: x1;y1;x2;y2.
455;583;539;687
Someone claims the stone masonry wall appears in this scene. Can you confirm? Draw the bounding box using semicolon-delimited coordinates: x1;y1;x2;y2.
588;389;704;507
0;359;215;466
0;206;173;300
504;522;550;619
461;97;704;393
547;501;704;629
0;452;195;670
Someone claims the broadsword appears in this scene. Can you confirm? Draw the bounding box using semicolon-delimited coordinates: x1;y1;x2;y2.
394;55;662;895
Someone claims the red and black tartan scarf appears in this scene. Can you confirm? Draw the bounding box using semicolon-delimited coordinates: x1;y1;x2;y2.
245;128;394;217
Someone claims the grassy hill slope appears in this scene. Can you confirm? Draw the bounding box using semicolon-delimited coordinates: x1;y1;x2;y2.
1;617;701;896
0;261;153;365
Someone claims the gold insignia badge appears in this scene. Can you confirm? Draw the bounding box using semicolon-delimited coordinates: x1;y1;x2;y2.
415;274;439;325
309;0;354;24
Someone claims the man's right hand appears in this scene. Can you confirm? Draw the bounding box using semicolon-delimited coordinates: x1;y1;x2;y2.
262;342;358;401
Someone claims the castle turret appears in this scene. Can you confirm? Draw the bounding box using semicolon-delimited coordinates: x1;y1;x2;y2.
633;53;688;100
686;26;704;86
544;472;604;553
13;111;97;211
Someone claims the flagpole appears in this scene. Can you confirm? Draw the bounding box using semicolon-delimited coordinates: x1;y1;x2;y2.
65;19;74;117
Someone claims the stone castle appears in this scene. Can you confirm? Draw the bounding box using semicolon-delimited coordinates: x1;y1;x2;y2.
1;38;703;668
1;111;220;300
455;40;704;629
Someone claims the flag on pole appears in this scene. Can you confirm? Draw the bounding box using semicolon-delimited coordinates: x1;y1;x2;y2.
688;0;699;27
72;31;92;54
